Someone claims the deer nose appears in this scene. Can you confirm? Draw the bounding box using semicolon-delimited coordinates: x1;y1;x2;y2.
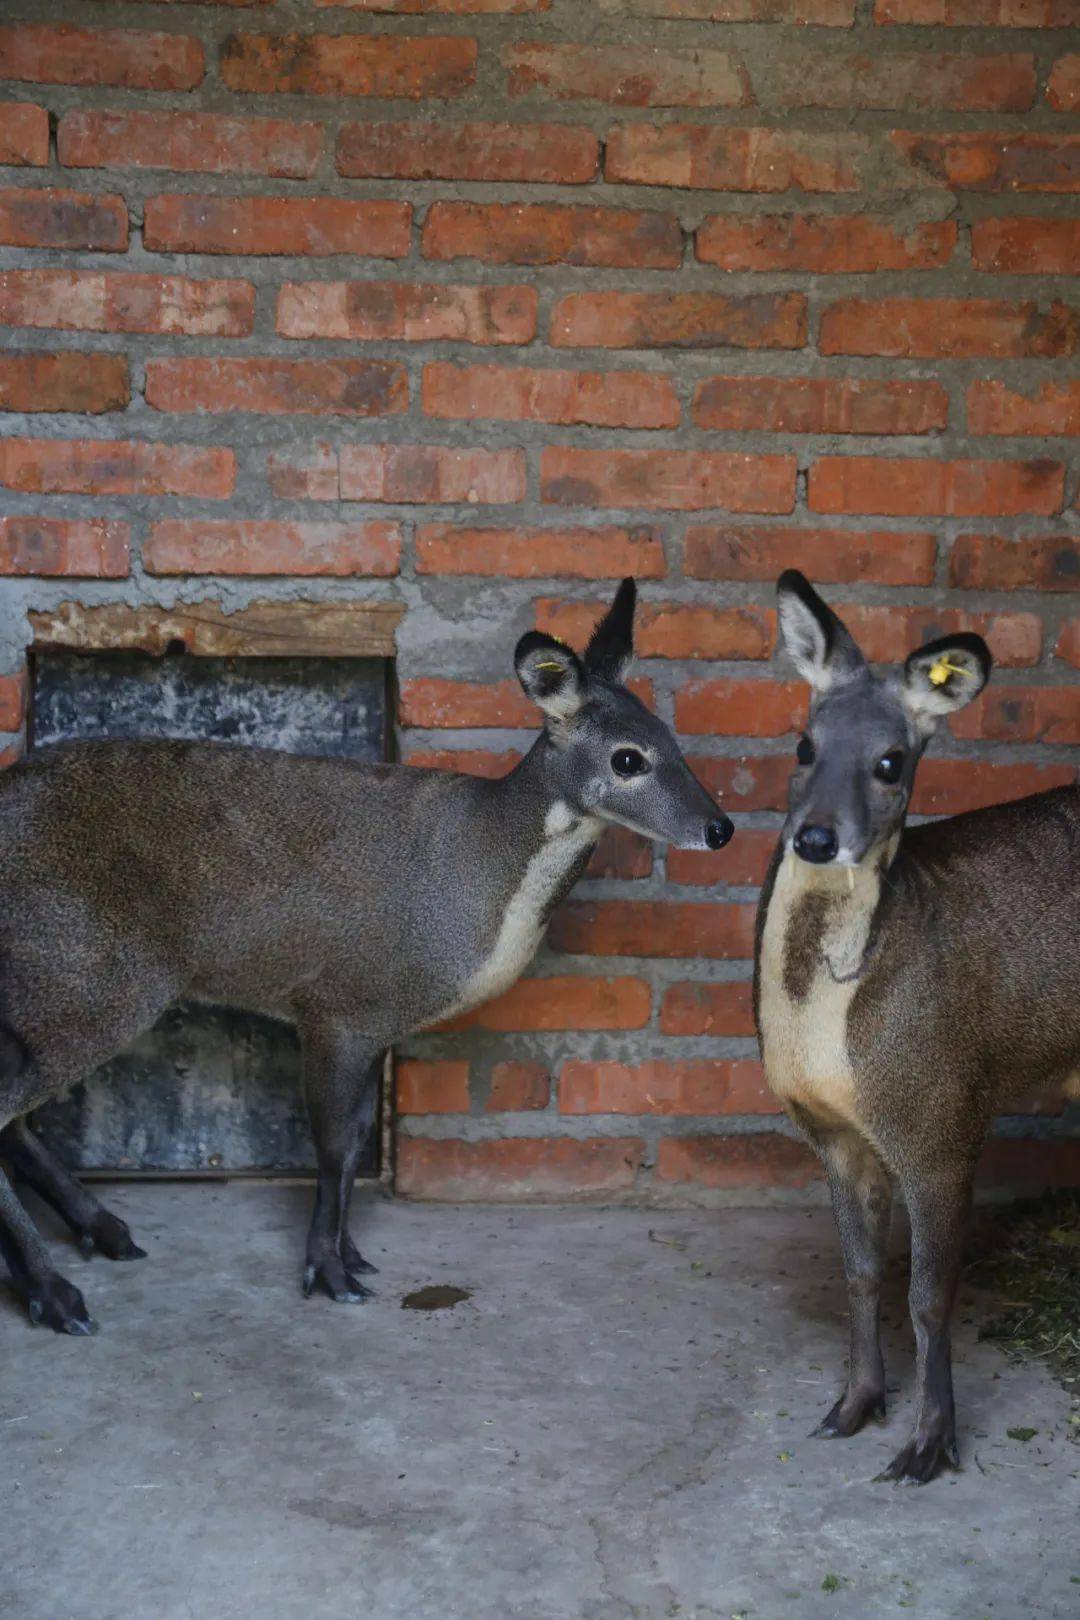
793;824;838;864
705;816;734;850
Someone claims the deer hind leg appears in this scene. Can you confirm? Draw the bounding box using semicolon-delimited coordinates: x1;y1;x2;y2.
0;1117;146;1261
299;1019;383;1304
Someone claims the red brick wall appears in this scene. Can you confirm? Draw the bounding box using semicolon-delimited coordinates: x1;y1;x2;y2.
1;0;1078;1202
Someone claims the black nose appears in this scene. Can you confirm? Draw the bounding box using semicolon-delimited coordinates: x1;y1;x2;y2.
793;824;838;864
705;817;734;850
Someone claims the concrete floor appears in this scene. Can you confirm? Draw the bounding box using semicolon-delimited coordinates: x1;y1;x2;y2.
1;1186;1077;1620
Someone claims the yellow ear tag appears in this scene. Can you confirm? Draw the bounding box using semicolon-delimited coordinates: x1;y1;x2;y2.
928;655;966;688
534;659;566;673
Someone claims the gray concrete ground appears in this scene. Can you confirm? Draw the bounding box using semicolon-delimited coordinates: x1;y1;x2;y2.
1;1185;1077;1620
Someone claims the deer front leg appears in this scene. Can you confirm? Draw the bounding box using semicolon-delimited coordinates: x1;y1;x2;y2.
0;1118;145;1261
0;1159;97;1333
812;1128;893;1440
299;1021;382;1304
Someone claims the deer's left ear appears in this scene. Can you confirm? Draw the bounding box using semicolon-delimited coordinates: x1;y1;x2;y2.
903;633;991;730
515;632;589;724
583;577;635;684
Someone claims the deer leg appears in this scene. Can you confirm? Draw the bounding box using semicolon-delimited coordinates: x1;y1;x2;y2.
877;1167;972;1485
0;1157;96;1334
0;1117;145;1261
300;1022;382;1304
812;1128;893;1440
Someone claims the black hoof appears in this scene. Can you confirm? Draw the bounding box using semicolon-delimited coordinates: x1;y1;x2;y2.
875;1431;959;1486
812;1389;886;1440
78;1211;146;1262
27;1274;98;1336
302;1258;374;1305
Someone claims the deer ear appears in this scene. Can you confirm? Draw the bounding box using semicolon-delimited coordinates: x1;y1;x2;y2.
583;577;635;684
776;570;864;692
903;633;991;730
514;632;589;724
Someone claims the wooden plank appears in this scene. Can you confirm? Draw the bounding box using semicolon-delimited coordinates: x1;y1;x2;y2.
29;597;404;659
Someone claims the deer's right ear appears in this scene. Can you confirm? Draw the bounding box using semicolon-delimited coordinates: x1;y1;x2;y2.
776;570;864;693
514;632;589;724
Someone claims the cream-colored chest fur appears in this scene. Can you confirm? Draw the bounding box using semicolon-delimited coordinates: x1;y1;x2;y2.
759;854;881;1131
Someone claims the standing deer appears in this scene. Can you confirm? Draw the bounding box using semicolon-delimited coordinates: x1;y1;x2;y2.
754;570;1079;1484
0;579;732;1335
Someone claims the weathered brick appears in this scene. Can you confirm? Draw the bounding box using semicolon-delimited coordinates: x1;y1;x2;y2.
144;194;410;258
0;672;26;734
0;516;130;577
439;974;652;1031
588;826;653;880
422;202;683;268
405;746;520;778
970;217;1080;274
551;291;806;351
146;357;407;416
950;686;1080;746
688;753;809;811
667;826;777;887
809;456;1065;518
396;1060;469;1115
559;1059;774;1115
549;900;756;958
820;298;1078;359
841;604;1041;667
540;448;796;513
696;213;955;273
338;120;597;181
597;0;853;17
675;678;807;736
277;280;536;344
320;0;546;9
538;597;775;659
400;678;535;728
0;23;203;90
0;270;253;338
606;124;870;192
950;533;1080;593
889;131;1080;194
0;352;129;414
684;525;937;586
58;110;322;178
912;759;1075;816
0;439;234;499
659;981;755;1037
220;31;476;96
504;43;750;107
656;1134;821;1191
967;379;1080;437
0;189;127;251
144;520;401;577
876;0;1077;25
693;376;947;435
276;443;526;504
768;51;1034;111
486;1062;550;1113
423;362;680;429
0;102;48;166
416;524;666;579
397;1136;645;1199
1048;55;1080;112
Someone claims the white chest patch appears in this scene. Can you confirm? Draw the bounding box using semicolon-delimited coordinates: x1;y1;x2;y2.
759;853;882;1132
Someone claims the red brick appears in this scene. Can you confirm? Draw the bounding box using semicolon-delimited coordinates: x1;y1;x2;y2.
693;376;946;435
397;1136;645;1199
588;826;653;880
144;194;410;257
486;1062;549;1113
598;0;853;17
144;520;401;577
841;604;1041;667
416;523;666;580
541;448;795;515
396;1060;469;1115
537;597;776;659
400;678;535;728
423;363;679;430
220;31;476;96
0;744;24;770
551;291;806;351
689;753;803;812
975;1138;1080;1193
660;981;755;1037
439;975;652;1031
696;212;954;273
0;673;26;732
667;826;777;887
320;0;547;9
821;298;1078;359
333;444;525;504
0;516;129;578
0;23;203;90
606;124;870;192
1048;55;1080;112
950;686;1080;746
656;1133;821;1190
769;51;1034;111
912;760;1075;816
58;110;322;178
1057;620;1080;669
504;43;750;107
560;1059;774;1116
338;120;597;181
950;533;1080;593
0;189;127;252
0;439;234;499
276;280;536;344
676;678;807;736
0;352;128;415
809;457;1064;518
0;102;48;166
406;747;521;778
684;525;936;586
970;218;1080;275
967;379;1080;437
876;0;1076;25
889;131;1080;194
422;202;683;268
146;358;407;416
0;270;254;338
549;900;755;958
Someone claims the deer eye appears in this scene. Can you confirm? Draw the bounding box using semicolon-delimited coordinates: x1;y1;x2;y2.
874;751;905;785
611;747;648;778
796;734;815;767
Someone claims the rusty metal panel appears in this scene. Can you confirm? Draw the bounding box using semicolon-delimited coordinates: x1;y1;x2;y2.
30;653;388;1174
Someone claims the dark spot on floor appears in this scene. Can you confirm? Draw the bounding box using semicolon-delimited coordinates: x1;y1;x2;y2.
401;1285;471;1311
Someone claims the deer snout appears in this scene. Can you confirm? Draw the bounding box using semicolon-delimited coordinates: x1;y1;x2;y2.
793;823;839;864
705;816;734;850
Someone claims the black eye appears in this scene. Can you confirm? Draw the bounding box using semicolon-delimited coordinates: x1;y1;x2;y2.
611;748;648;778
796;734;815;767
874;751;905;785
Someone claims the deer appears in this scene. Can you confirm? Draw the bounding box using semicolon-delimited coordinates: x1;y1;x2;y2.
754;570;1079;1485
0;578;732;1335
